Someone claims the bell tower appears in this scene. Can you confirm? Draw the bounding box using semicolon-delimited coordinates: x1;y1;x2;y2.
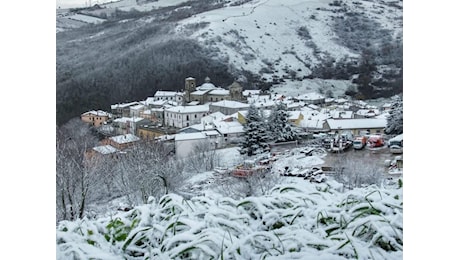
229;81;243;101
185;77;196;103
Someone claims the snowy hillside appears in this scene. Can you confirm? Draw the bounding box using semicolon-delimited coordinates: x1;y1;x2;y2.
56;0;402;124
58;0;402;82
176;0;402;82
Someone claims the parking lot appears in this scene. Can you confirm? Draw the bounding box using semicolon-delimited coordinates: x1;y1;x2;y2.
321;145;402;177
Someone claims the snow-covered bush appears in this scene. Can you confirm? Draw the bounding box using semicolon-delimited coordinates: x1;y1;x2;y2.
57;180;403;259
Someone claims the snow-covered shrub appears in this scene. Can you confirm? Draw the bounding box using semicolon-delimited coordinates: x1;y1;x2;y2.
57;180;403;259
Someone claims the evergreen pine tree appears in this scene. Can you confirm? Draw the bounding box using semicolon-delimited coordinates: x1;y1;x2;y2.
268;102;298;143
384;96;403;135
239;103;270;156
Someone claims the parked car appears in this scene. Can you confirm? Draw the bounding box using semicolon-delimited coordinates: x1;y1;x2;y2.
367;135;385;148
388;134;403;154
353;136;367;150
390;145;403;154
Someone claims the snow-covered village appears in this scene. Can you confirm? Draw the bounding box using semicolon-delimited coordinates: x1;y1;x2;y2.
52;0;407;259
57;75;403;259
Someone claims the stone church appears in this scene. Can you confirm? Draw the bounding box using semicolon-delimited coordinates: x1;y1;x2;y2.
184;76;243;104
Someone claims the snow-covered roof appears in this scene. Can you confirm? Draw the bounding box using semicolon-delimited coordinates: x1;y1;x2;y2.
187;101;201;106
180;124;206;132
286;102;301;109
326;119;387;130
335;98;348;104
299;119;325;129
165;105;209;113
145;97;155;104
130;104;145;110
204;130;220;137
353;100;368;107
113;117;145;123
214;120;245;134
209;89;229;95
191;90;209;96
356;109;380;117
155;134;176;141
110;134;140;144
197;82;217;90
375;112;390;119
92;145;119;155
202;112;226;123
297;92;325;101
111;101;139;109
253;100;276;108
149;100;167;106
307;104;320;110
82;110;111;117
154;90;181;97
288;111;303;120
238;109;272;119
174;132;207;141
211;100;250;109
330;111;354;119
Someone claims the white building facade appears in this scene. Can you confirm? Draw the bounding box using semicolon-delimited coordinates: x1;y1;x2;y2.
164;105;210;128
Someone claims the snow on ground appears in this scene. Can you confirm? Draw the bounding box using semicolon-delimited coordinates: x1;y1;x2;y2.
176;0;390;81
67;13;106;24
103;0;189;11
270;78;353;98
214;146;243;167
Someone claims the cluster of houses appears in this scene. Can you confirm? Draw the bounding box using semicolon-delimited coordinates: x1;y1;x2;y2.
81;76;393;158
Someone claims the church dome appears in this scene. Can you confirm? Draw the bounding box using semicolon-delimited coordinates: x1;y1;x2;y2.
197;76;217;90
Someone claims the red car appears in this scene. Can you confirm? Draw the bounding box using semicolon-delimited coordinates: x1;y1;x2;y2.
367;135;384;148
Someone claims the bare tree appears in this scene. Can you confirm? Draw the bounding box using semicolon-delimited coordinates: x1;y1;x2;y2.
115;140;186;205
56;118;100;221
217;170;281;199
330;154;383;190
185;140;221;173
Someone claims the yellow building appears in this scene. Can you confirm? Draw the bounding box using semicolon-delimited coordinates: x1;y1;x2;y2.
81;110;111;127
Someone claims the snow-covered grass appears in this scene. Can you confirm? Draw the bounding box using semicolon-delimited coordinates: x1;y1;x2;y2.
57;178;403;259
68;14;106;24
